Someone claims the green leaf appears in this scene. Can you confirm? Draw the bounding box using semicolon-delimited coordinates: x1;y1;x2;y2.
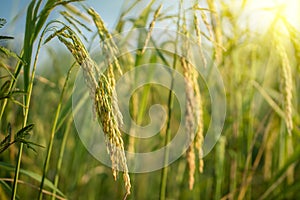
0;139;11;154
0;124;11;145
0;87;26;100
0;180;20;200
259;144;300;200
0;18;6;28
0;80;10;95
251;80;285;119
0;162;66;197
16;124;34;139
0;46;25;64
16;139;44;148
0;124;13;154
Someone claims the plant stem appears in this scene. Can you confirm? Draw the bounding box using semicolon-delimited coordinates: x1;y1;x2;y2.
159;2;182;199
52;117;72;200
38;63;76;199
11;2;40;197
51;66;85;199
159;86;175;200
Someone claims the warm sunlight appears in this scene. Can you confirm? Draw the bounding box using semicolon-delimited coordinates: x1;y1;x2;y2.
247;0;300;31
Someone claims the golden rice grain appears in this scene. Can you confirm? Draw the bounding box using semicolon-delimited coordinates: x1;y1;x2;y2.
53;27;131;197
277;42;293;135
141;4;163;55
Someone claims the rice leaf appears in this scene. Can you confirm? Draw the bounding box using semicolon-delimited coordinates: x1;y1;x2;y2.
0;180;19;200
16;124;34;139
252;80;285;119
0;46;25;64
0;162;66;197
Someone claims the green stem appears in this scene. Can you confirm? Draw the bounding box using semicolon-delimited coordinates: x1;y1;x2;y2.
51;117;72;200
0;52;24;121
38;63;76;199
11;2;40;198
11;143;23;200
215;137;226;200
159;2;182;199
159;82;175;200
51;69;85;200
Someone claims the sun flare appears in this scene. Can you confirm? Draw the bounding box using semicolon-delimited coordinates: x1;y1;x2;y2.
248;0;300;31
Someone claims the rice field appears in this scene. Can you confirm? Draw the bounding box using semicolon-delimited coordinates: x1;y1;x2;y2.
0;0;299;199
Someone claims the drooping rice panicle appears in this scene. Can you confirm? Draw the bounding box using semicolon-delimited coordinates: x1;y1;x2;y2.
141;4;163;55
186;145;195;190
87;7;124;128
207;0;223;65
180;8;205;189
48;26;131;197
87;8;123;78
192;70;204;173
275;35;293;135
193;12;207;68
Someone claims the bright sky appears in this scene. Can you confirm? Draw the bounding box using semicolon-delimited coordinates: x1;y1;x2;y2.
0;0;124;32
246;0;300;31
0;0;299;50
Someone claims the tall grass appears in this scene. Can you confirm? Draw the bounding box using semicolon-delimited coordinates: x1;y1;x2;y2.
0;0;299;199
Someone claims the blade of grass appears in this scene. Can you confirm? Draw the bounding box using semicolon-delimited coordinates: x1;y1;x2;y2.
38;62;76;199
258;143;300;200
52;66;86;200
11;1;39;198
251;80;285;119
0;162;65;197
159;1;182;199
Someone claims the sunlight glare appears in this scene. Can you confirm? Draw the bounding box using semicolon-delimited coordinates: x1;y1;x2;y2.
247;0;300;32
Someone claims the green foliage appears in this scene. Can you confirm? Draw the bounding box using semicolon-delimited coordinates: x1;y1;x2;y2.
0;18;6;28
0;124;43;154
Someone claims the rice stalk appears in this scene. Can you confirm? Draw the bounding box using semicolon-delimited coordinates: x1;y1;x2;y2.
207;0;223;65
181;55;204;190
215;136;226;200
61;11;91;42
127;92;138;154
286;136;294;184
186;145;195;190
51;113;73;200
264;115;278;180
120;2;159;173
48;26;131;197
9;1;82;198
193;5;225;61
180;12;204;189
87;8;123;79
63;3;91;23
38;26;79;200
193;12;207;68
141;4;163;55
276;41;293;135
198;9;214;42
115;0;142;32
61;11;92;32
283;19;300;72
251;81;285;119
193;72;204;174
237;112;273;200
191;6;205;172
12;4;54;197
94;75;130;195
159;1;182;199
